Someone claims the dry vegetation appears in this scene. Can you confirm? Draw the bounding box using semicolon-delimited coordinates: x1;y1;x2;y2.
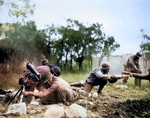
0;73;150;118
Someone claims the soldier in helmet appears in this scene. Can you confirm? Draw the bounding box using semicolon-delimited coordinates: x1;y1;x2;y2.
85;62;126;95
41;59;49;65
23;66;75;105
123;52;142;87
2;63;56;106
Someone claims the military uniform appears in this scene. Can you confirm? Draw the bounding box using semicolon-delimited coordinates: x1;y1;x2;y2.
123;52;142;87
85;62;117;94
39;76;75;105
2;65;54;106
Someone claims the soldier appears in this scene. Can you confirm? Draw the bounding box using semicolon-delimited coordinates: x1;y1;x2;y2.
2;63;56;105
23;66;75;105
84;62;129;95
41;59;49;65
123;52;142;87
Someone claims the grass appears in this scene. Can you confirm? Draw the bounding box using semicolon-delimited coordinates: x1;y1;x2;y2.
92;78;150;100
0;72;22;90
0;71;150;100
60;71;90;83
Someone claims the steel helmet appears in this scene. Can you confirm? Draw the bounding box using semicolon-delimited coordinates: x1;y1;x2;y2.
135;52;142;58
51;66;61;77
42;59;49;65
47;64;55;69
101;62;111;69
41;71;52;83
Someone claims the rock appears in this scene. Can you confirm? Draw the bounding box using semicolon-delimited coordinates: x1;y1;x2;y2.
65;103;87;118
116;84;128;89
44;103;87;118
44;104;64;118
93;92;98;97
30;110;37;114
88;101;94;106
7;102;26;115
79;89;86;93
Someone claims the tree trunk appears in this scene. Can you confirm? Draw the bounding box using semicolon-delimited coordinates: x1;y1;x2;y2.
70;52;73;71
99;56;104;67
64;51;68;69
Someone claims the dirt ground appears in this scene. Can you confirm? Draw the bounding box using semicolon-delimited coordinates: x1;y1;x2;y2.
0;88;150;118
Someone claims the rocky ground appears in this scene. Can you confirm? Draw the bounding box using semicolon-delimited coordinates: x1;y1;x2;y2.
0;88;150;118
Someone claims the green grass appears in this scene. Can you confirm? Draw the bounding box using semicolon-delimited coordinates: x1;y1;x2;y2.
0;72;150;100
95;77;150;100
60;71;90;83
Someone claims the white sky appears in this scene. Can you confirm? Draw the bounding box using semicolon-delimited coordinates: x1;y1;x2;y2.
0;0;150;56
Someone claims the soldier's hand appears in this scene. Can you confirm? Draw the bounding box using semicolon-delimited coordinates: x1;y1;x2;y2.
19;77;24;85
122;71;130;75
110;75;117;79
108;75;117;83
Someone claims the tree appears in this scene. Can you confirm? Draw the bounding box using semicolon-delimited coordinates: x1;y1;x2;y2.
8;0;35;23
140;30;150;73
34;24;57;64
0;21;39;72
57;19;104;70
98;36;120;67
56;19;120;71
104;36;120;61
0;0;37;72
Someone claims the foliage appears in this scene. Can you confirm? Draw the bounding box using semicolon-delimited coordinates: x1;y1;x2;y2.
0;21;44;73
0;0;120;72
56;19;120;70
8;0;36;23
140;30;150;72
140;34;150;53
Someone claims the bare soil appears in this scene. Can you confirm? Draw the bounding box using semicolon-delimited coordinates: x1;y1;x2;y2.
0;89;150;118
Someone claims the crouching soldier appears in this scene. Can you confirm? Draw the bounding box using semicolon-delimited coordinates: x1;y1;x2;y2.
2;63;55;106
23;66;75;105
85;62;129;95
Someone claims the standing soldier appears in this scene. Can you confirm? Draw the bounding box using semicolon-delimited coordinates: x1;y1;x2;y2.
123;52;142;87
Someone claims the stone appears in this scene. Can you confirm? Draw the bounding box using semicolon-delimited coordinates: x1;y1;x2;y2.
7;102;26;115
65;103;87;118
116;84;128;89
44;104;64;118
44;103;87;118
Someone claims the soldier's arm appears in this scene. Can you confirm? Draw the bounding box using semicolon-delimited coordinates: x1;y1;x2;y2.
107;74;129;83
132;73;149;80
136;60;140;69
23;83;58;98
128;58;139;72
122;71;149;80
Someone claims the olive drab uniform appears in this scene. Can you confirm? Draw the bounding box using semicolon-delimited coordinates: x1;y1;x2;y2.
85;67;109;93
123;52;142;87
39;76;75;105
85;62;117;94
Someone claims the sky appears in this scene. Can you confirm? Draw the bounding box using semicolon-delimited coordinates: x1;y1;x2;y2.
0;0;150;56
